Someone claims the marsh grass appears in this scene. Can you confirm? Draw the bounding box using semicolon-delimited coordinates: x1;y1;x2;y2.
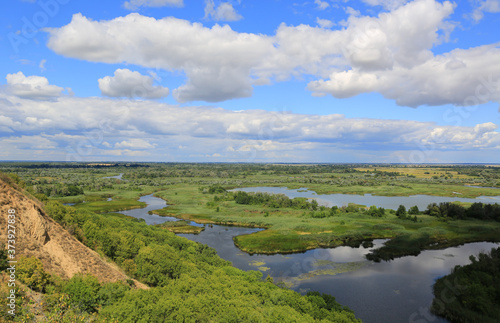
73;199;147;213
155;185;500;258
156;220;205;234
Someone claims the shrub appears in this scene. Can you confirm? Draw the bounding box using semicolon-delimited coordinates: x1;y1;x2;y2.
17;257;50;292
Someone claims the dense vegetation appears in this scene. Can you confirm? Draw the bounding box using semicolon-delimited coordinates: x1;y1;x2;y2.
425;201;500;221
431;247;500;323
0;174;359;322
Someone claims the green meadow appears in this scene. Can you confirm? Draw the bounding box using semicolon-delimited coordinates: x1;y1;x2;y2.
154;184;500;257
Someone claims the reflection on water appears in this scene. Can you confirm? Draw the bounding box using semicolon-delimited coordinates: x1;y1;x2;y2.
117;194;201;226
298;242;499;323
232;187;500;209
118;193;499;323
182;222;499;323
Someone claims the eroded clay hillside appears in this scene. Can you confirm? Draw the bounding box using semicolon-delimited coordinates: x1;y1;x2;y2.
0;177;136;285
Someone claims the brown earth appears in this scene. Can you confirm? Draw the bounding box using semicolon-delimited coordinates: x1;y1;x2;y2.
0;178;147;289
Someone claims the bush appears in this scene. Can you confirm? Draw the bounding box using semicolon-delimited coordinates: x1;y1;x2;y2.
62;274;101;313
17;257;50;292
408;205;420;215
396;205;407;218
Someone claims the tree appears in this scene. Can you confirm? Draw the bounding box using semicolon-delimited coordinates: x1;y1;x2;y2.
408;205;420;215
367;205;384;217
63;274;101;313
425;203;443;217
310;199;319;211
396;205;407;218
134;245;185;287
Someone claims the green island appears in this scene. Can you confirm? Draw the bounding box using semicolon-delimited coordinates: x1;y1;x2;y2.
1;162;500;322
431;247;500;323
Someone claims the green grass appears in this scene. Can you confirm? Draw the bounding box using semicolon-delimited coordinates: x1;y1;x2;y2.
273;182;500;198
156;221;205;234
154;185;500;257
73;199;147;213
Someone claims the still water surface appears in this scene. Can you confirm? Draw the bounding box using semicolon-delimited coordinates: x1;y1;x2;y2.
232;186;500;210
120;194;499;323
103;173;124;180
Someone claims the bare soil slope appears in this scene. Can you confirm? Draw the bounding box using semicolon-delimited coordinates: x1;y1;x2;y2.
0;178;145;287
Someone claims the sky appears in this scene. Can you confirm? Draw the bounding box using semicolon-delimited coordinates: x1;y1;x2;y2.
0;0;499;163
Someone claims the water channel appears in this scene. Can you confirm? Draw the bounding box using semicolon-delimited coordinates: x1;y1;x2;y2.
118;193;499;323
103;173;124;180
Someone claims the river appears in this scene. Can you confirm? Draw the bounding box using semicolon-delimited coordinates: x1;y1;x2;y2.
119;194;499;323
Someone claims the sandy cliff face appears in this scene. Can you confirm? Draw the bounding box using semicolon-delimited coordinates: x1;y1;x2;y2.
0;179;140;285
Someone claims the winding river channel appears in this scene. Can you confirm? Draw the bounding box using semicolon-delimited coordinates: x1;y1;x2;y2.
118;193;499;323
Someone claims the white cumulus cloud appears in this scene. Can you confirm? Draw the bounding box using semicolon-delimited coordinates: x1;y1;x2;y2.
471;0;500;22
44;0;500;108
4;72;65;100
46;13;270;102
204;0;242;21
316;17;334;28
362;0;411;10
115;138;156;149
308;44;500;107
98;69;169;99
314;0;330;10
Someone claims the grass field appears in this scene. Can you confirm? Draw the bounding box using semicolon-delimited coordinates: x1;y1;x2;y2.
153;184;500;257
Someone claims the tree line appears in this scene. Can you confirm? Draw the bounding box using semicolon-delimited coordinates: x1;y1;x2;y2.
425;202;500;221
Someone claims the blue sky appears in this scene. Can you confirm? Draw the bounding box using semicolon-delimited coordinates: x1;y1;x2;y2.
0;0;499;163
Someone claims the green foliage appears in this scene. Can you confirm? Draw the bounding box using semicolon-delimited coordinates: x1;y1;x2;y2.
396;205;407;218
33;183;84;197
17;257;50;292
134;245;184;286
431;247;500;322
6;172;26;189
208;184;226;194
344;204;360;213
43;293;107;322
408;205;420;215
37;194;360;322
234;191;319;210
366;233;432;262
426;202;500;221
306;291;353;313
367;205;385;217
0;244;8;272
98;282;130;307
0;286;32;322
63;274;101;313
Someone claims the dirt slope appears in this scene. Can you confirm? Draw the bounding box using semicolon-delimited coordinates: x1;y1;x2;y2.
0;178;146;288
